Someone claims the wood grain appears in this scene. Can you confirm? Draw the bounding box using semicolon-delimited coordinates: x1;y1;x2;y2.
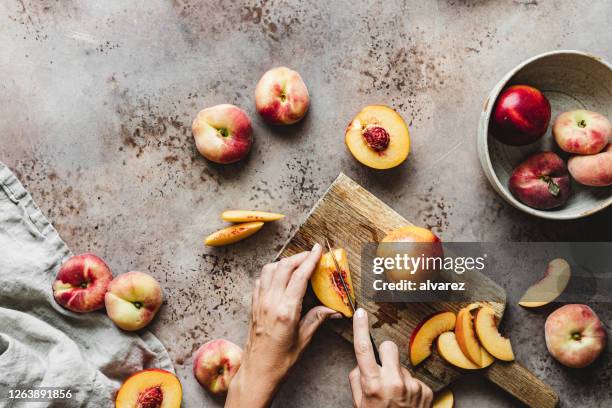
279;173;558;408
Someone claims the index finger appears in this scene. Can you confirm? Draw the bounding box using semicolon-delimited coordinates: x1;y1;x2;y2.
284;243;323;302
353;308;379;376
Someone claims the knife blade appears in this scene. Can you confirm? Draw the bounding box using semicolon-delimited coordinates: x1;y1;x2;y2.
324;238;381;365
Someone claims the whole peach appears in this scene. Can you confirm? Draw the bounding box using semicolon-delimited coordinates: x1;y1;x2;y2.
52;253;113;312
508;152;571;209
255;67;309;125
553;110;610;155
192;104;253;164
568;144;612;187
545;304;607;368
104;271;163;331
193;339;243;395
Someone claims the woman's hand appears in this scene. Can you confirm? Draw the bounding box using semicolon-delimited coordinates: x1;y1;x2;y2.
349;308;433;408
226;244;341;408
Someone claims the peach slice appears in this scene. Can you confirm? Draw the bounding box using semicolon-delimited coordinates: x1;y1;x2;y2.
433;388;454;408
204;221;264;247
345;105;410;169
310;248;355;317
221;210;285;222
409;311;456;366
455;303;494;367
518;258;571;308
437;332;481;370
474;307;514;362
115;369;182;408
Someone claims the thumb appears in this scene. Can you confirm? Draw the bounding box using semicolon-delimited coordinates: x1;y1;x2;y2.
298;306;342;350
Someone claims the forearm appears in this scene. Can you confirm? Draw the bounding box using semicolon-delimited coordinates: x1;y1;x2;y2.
225;363;283;408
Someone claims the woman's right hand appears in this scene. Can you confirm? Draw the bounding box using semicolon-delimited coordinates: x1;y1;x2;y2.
349;308;434;408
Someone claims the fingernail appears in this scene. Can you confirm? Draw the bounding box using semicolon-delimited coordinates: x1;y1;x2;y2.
355;308;366;318
312;243;321;251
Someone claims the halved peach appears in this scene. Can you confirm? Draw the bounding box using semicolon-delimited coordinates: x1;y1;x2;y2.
437;331;481;370
409;311;456;366
310;248;355;317
518;258;571;308
115;368;182;408
345;105;410;169
221;210;285;222
455;303;494;367
204;221;264;246
433;388;454;408
474;307;514;362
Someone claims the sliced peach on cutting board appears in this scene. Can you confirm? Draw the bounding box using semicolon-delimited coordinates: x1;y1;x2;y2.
204;221;264;247
409;311;456;366
437;331;481;370
518;258;571;308
311;248;355;317
221;210;285;222
115;368;182;408
345;105;410;169
455;303;494;367
474;306;514;362
433;388;454;408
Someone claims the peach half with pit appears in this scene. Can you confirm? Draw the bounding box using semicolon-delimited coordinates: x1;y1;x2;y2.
409;311;456;366
345;105;410;169
474;306;514;362
310;248;355;317
115;369;182;408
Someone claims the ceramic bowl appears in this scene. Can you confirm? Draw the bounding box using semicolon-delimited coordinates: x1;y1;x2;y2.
477;50;612;220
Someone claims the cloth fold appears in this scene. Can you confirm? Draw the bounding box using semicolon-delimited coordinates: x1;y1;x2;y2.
0;162;173;407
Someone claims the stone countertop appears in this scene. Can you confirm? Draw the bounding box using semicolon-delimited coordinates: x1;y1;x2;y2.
0;1;610;407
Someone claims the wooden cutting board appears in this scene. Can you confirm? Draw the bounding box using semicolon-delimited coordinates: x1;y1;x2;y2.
279;173;558;408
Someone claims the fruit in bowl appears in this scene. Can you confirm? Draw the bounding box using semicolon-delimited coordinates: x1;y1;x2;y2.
490;85;551;146
115;369;182;408
311;248;355;317
545;304;607;368
193;339;243;395
52;253;113;313
345;105;410;169
568;143;612;186
104;271;163;331
553;110;611;155
509;151;571;210
255;66;310;125
192;104;253;164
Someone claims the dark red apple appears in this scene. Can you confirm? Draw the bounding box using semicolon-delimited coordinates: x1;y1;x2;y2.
509;152;571;210
491;85;551;146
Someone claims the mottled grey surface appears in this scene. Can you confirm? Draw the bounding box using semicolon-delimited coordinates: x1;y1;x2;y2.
0;1;610;407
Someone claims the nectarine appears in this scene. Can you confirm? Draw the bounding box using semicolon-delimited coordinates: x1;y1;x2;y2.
193;339;243;395
310;248;355;317
433;388;454;408
255;67;310;125
377;226;442;285
52;253;113;313
553;110;610;155
105;271;163;331
518;258;571;308
455;304;494;367
345;105;410;169
568;143;612;187
437;331;481;370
